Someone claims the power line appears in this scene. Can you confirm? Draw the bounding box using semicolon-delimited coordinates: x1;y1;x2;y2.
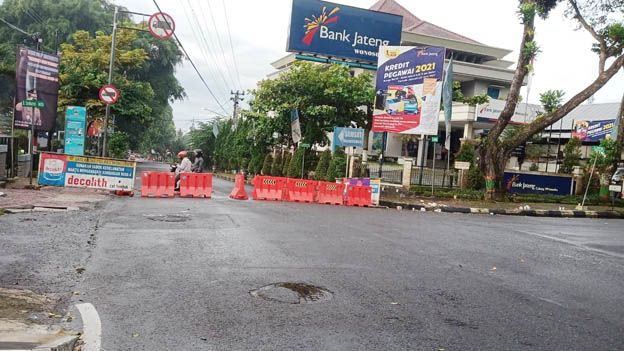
151;0;229;116
221;0;243;90
201;0;237;89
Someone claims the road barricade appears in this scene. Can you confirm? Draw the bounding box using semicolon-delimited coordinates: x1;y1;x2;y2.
251;176;286;201
345;184;372;207
229;174;249;200
316;181;345;205
141;171;175;198
179;173;212;198
285;178;317;203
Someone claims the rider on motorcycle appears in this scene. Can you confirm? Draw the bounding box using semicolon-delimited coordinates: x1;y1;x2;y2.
175;151;192;190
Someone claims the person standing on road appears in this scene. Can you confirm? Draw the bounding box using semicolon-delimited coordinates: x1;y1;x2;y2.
192;151;204;173
175;151;192;189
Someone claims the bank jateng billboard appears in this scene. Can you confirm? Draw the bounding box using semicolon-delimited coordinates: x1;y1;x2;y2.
476;99;541;125
14;46;59;131
572;119;615;142
504;172;574;196
38;152;136;191
286;0;402;63
372;46;446;134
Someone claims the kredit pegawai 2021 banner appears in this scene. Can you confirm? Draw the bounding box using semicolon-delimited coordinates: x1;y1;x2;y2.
372;46;446;135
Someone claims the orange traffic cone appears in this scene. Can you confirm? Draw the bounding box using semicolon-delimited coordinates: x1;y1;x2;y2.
229;174;248;200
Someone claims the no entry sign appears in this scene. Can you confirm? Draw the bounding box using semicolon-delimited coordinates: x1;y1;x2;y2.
149;12;175;39
99;85;119;104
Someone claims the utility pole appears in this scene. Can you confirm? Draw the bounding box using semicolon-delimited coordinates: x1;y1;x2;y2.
102;6;118;157
230;90;244;126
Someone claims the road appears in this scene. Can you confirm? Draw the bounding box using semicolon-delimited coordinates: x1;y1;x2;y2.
3;162;623;350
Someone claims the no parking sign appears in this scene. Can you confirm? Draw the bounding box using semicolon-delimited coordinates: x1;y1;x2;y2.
149;12;175;39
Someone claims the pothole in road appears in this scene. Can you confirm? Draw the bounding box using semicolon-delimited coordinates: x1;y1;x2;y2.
144;214;190;222
250;283;333;304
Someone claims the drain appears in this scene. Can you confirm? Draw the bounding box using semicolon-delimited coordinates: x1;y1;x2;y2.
145;214;190;222
250;282;333;304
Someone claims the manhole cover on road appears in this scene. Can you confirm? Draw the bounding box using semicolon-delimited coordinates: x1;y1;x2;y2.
144;214;190;222
250;283;333;304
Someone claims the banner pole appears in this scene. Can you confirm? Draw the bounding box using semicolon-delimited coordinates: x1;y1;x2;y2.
431;142;436;195
102;6;118;157
10;97;16;178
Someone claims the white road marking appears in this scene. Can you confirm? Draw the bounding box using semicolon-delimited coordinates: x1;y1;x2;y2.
76;303;101;351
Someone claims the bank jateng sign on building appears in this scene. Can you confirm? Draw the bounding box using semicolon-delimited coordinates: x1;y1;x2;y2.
38;152;136;191
286;0;402;63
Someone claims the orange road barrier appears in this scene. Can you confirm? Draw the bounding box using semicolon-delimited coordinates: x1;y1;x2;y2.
229;174;249;200
316;181;346;205
179;173;213;198
345;184;372;207
141;171;175;198
114;190;134;197
251;176;286;201
285;178;317;203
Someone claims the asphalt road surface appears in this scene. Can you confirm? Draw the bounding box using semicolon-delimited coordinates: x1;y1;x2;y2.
39;163;624;349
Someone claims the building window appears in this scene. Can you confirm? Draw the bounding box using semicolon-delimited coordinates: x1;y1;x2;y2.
487;87;500;99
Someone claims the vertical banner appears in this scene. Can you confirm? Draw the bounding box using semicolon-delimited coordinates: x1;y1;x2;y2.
372;46;446;135
442;58;453;150
291;109;302;144
14;46;60;131
64;106;86;156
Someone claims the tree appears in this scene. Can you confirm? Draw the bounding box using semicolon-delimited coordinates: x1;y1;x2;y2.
314;149;332;180
262;154;273;175
480;0;624;198
282;153;292;176
271;152;283;177
107;131;129;159
559;137;582;173
327;148;346;181
287;148;303;178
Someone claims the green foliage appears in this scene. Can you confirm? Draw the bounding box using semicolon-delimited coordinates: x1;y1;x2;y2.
526;144;542;169
522;40;541;60
518;2;536;24
287;149;302;178
467;165;485;190
588;138;619;173
529;163;539;171
455;142;476;164
327;148;346;181
559;137;582;173
314;150;331;180
271;152;283;177
539;89;565;113
282;153;292;176
107;131;129;160
262;154;273;175
451;81;489;106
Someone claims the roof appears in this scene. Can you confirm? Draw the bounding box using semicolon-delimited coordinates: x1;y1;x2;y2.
369;0;481;44
546;102;621;131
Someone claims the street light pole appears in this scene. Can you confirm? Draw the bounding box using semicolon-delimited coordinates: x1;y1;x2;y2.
102;6;118;157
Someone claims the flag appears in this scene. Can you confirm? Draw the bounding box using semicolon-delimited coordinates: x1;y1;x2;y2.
442;58;453;151
291;109;302;144
212;122;219;138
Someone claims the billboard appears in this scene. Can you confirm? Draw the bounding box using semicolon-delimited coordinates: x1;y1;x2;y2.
64;107;86;156
372;46;446;135
504;172;574;196
572;119;615;142
475;99;541;125
38;152;136;191
287;0;402;63
14;46;60;131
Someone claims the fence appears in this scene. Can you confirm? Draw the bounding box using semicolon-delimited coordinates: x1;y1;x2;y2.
410;167;458;187
366;165;403;184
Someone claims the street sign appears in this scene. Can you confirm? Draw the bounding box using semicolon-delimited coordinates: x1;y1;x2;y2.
333;127;365;148
22;100;45;108
431;136;439;143
592;146;606;154
299;143;311;148
148;12;175;39
454;161;471;170
99;85;119;104
609;184;622;193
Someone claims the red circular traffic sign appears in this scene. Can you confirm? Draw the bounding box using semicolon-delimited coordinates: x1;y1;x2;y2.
99;85;119;104
148;12;175;39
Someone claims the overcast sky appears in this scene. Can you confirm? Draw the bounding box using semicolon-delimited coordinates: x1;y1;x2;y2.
109;0;624;132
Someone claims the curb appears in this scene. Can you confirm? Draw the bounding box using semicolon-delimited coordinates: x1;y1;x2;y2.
30;335;78;351
214;173;252;185
380;200;624;219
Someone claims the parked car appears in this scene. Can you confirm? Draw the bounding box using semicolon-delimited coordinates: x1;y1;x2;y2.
612;167;624;184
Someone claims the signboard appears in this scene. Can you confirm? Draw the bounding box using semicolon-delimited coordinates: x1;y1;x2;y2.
372;46;446;135
370;178;381;206
14;46;60;131
148;12;175;39
454;161;470;170
333;127;364;148
22;100;45;108
504;172;573;196
64;106;86;156
609;184;622;193
592;145;605;154
286;0;402;63
299;143;311;148
99;85;119;104
38;152;136;191
476;99;541;125
431;136;439;143
291;109;302;144
572;119;615;142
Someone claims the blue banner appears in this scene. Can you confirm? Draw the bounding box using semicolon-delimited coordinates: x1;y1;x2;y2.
287;0;402;63
64;106;86;156
572;119;615;142
333;127;364;151
504;172;574;196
